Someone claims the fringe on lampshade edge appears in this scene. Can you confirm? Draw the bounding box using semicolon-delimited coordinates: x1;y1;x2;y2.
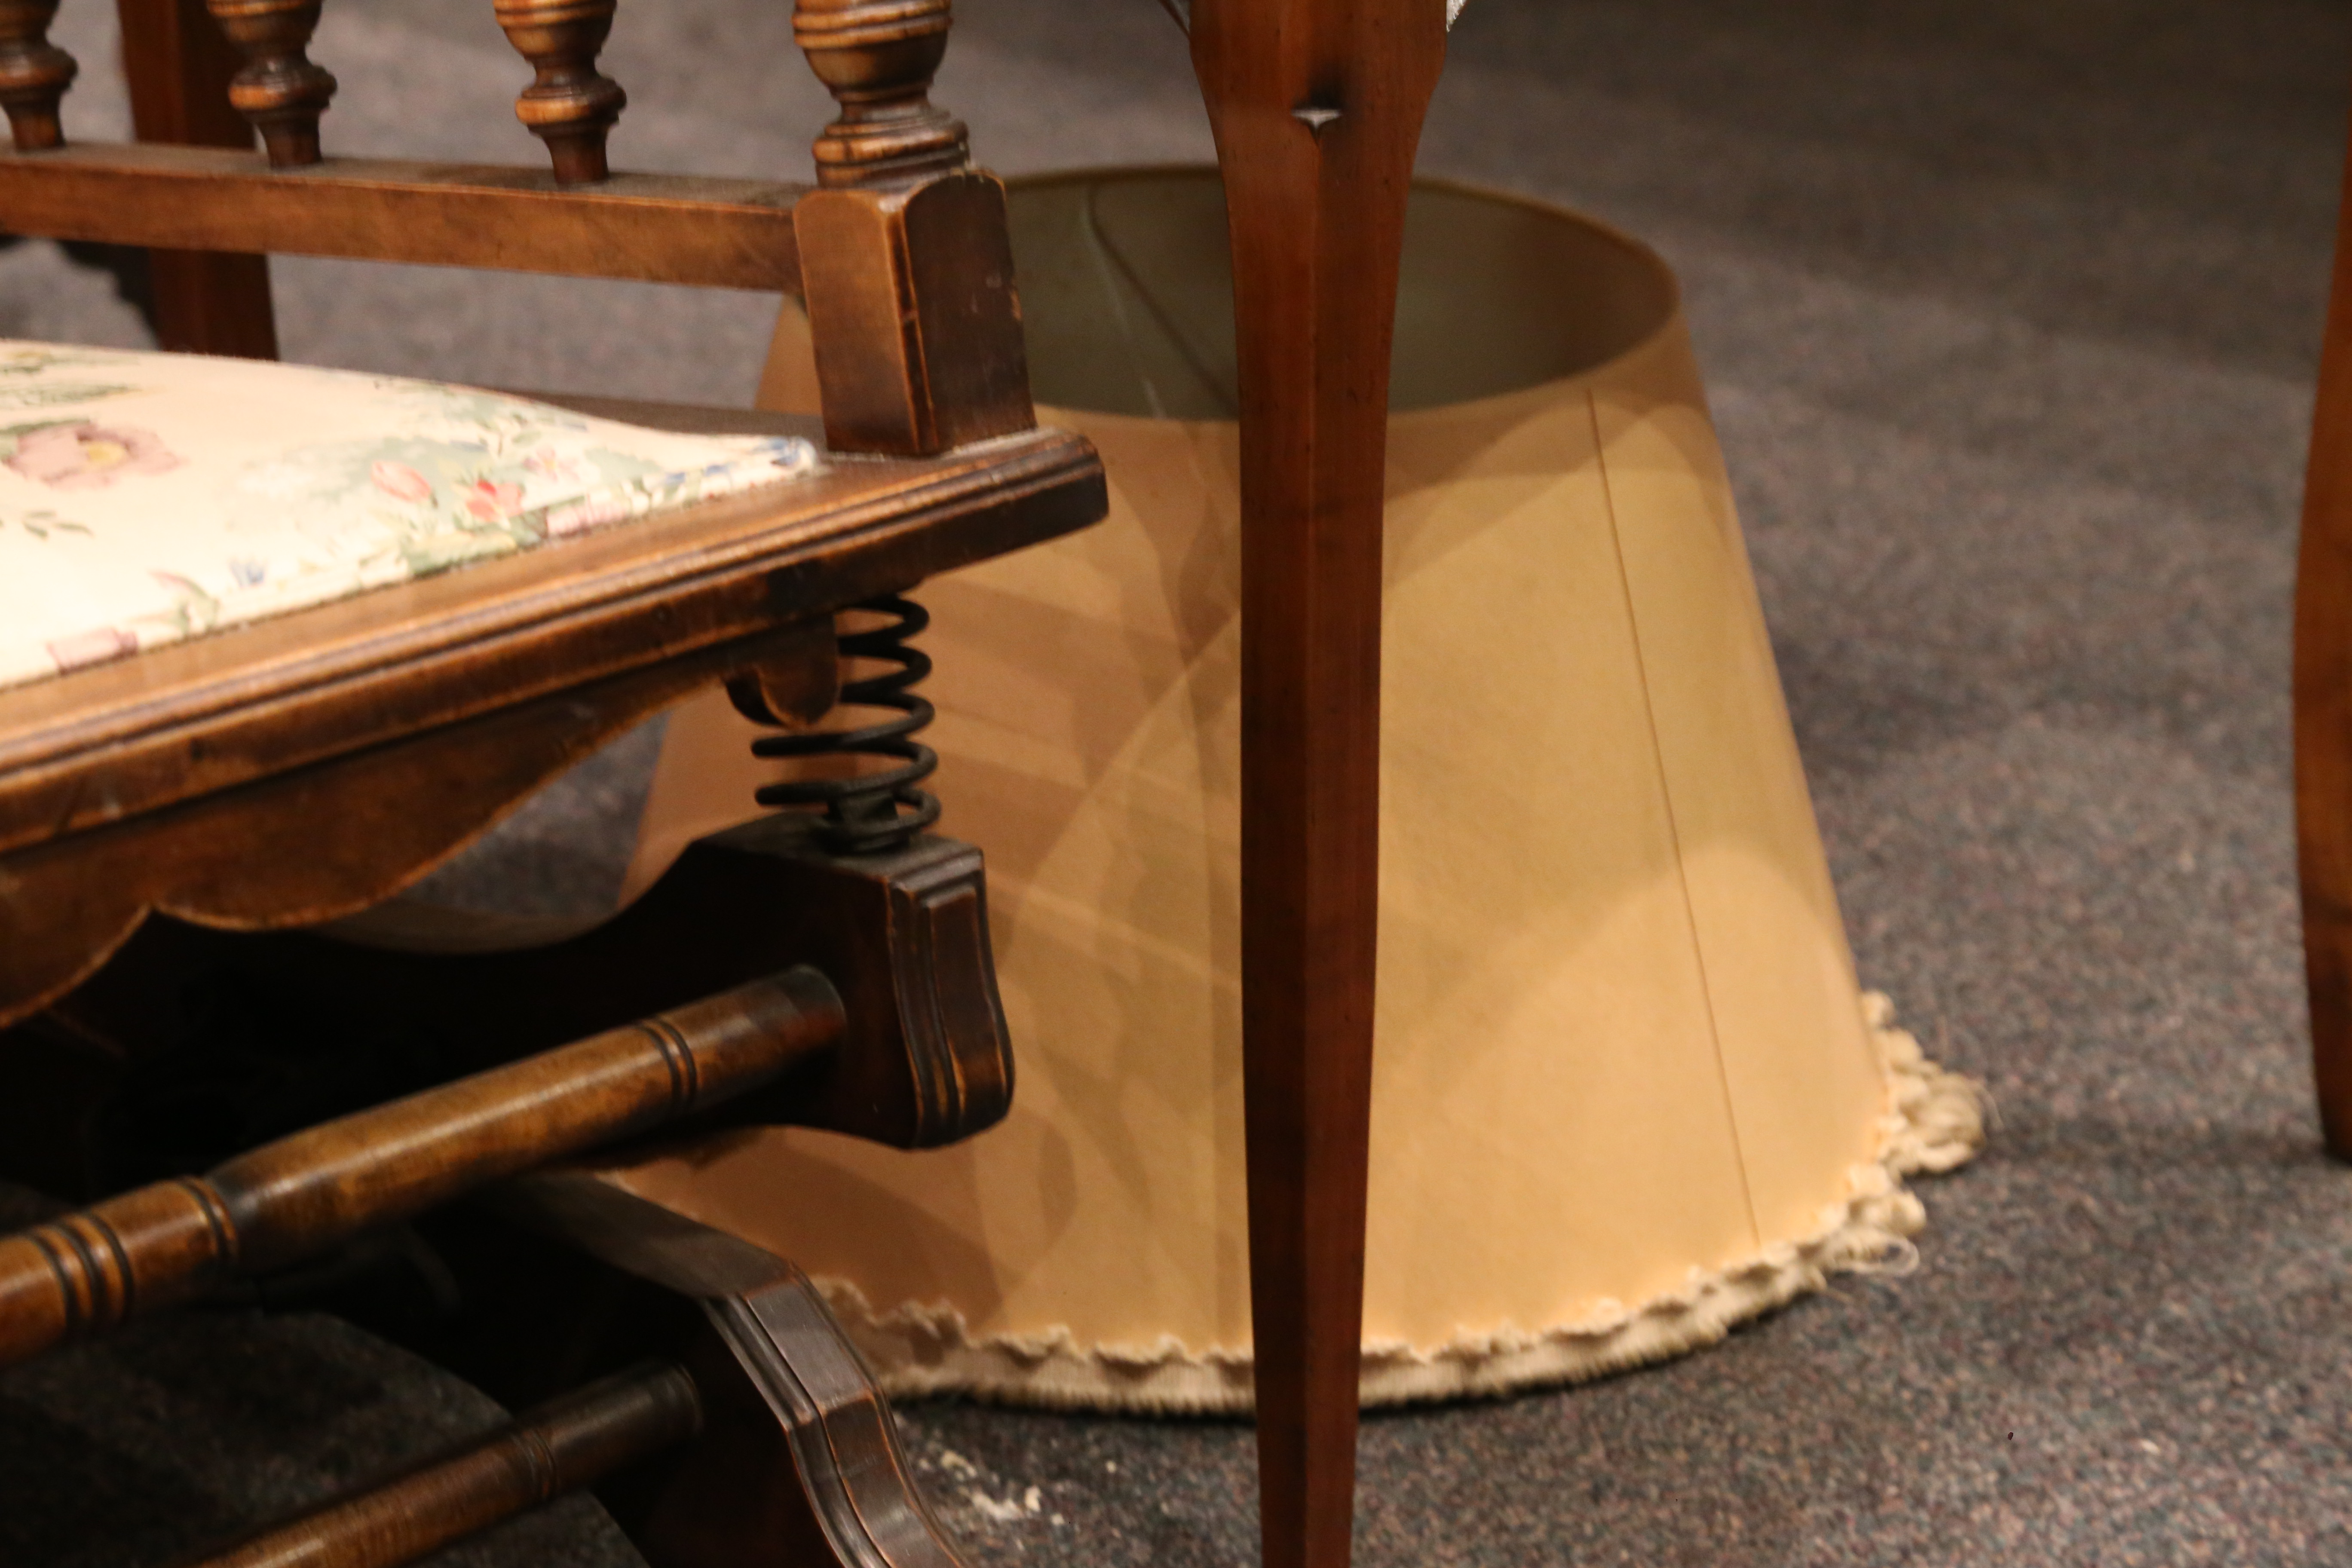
811;992;1986;1415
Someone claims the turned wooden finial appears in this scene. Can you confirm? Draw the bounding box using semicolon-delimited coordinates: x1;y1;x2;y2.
0;0;76;152
496;0;625;184
792;0;968;190
204;0;337;167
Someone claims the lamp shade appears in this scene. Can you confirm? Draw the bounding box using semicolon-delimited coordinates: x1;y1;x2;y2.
612;169;1980;1410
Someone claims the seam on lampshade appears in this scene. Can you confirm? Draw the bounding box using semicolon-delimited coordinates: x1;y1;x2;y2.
807;991;1985;1415
1587;383;1764;1251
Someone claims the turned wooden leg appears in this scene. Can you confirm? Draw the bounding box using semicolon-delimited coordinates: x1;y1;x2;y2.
1183;7;1446;1568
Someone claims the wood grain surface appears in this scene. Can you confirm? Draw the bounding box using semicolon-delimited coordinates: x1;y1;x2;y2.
44;819;1019;1155
0;622;825;1028
0;142;808;291
0;970;844;1366
201;0;334;167
1185;5;1447;1568
792;0;967;192
495;0;626;185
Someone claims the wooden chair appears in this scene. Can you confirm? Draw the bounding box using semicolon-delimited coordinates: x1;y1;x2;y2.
0;0;1105;1562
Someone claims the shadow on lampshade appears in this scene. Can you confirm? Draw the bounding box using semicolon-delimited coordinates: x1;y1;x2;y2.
611;168;1982;1412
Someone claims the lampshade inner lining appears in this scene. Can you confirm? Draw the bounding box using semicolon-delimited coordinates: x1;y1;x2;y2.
1006;168;1680;419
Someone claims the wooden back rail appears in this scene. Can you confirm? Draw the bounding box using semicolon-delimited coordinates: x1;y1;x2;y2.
0;0;1034;457
185;1361;704;1568
0;967;843;1367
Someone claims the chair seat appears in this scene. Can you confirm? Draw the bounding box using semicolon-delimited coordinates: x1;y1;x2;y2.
0;379;1099;870
0;341;822;692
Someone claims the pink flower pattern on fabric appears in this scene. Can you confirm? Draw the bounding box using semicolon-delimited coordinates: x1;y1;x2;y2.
523;447;584;483
0;342;822;694
44;626;137;672
370;459;432;503
462;478;525;522
8;423;181;491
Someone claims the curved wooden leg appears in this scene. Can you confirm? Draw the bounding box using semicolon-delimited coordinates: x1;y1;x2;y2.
1184;8;1447;1568
2298;105;2352;1161
178;1178;976;1568
479;1171;977;1568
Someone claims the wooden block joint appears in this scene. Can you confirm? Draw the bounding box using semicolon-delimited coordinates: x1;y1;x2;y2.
793;170;1034;456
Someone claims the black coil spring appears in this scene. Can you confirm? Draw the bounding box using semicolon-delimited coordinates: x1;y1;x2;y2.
753;594;941;854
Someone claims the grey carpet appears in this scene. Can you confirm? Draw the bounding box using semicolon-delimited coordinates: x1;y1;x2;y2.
3;0;2348;1563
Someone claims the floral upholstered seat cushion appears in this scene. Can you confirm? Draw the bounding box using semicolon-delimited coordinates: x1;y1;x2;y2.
0;342;821;692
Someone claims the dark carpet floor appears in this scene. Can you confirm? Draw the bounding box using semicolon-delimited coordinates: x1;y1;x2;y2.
4;0;2350;1563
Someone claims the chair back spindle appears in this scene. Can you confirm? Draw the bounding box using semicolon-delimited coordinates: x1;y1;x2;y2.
203;0;335;166
495;0;624;185
788;0;1032;456
0;0;74;152
793;0;963;190
0;0;1044;458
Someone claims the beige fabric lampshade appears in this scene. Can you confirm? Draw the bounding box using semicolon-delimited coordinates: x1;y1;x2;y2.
611;170;1981;1411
